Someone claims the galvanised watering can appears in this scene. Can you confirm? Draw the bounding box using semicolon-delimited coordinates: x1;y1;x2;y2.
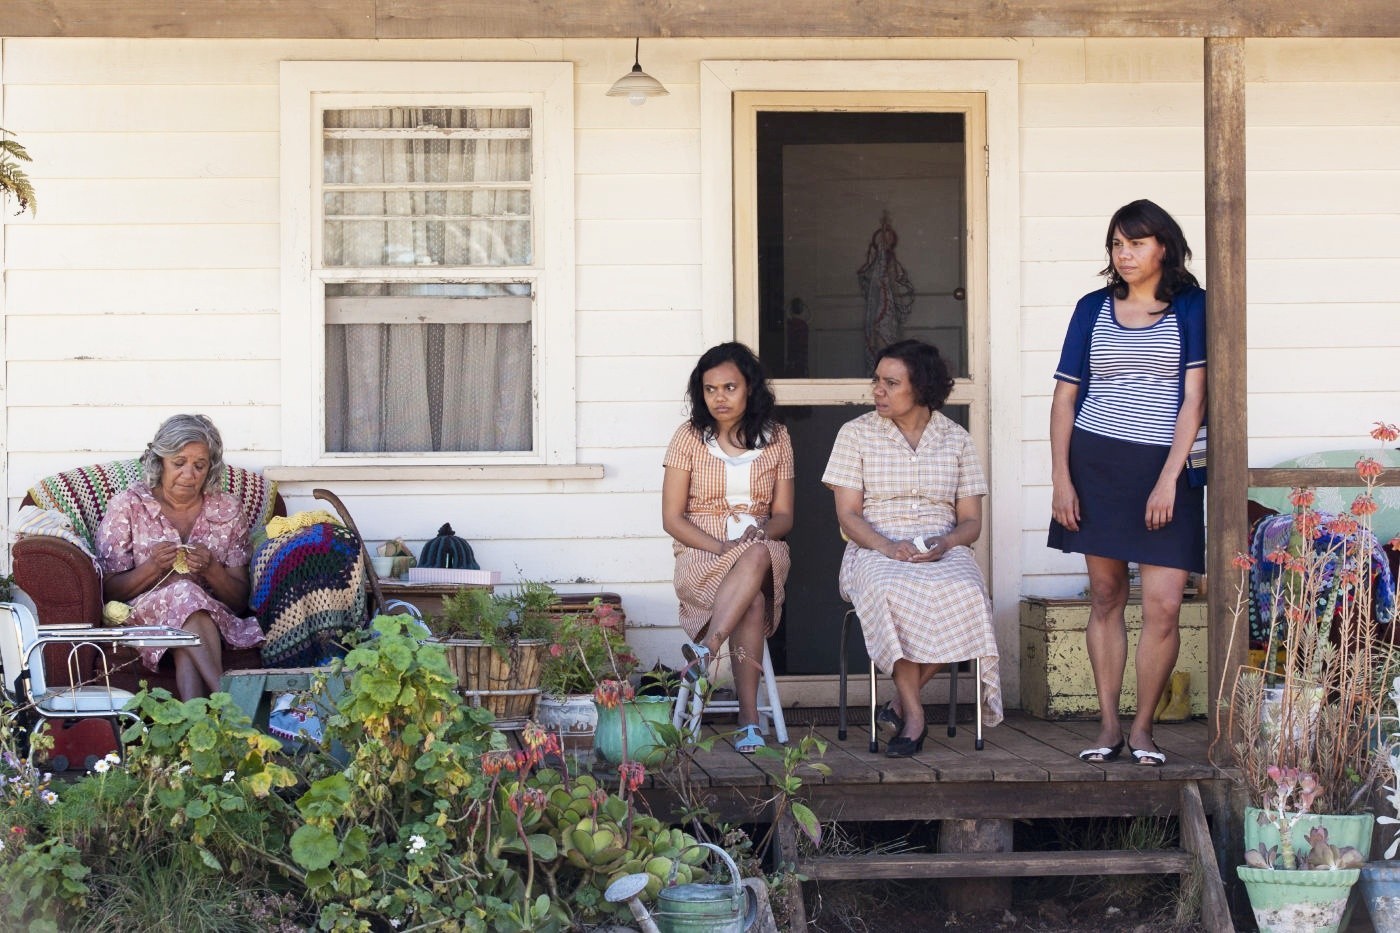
652;842;757;933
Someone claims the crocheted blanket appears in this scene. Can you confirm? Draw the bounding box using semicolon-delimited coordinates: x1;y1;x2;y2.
28;459;278;551
1249;511;1397;645
250;522;369;668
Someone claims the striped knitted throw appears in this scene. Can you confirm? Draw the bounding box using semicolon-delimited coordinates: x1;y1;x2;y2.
250;522;369;668
28;459;279;550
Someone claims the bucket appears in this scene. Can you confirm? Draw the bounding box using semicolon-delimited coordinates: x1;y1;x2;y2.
654;842;756;933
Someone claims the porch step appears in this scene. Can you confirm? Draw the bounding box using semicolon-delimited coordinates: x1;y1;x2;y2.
798;848;1195;880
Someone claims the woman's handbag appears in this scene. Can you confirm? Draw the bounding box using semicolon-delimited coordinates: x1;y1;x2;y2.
1186;425;1208;488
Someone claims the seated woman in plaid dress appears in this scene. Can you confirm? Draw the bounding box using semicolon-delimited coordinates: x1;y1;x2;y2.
823;340;1002;758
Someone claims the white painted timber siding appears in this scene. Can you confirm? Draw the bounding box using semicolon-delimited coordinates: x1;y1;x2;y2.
2;37;1398;701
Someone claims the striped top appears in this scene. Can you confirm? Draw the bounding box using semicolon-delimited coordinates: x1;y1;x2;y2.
1073;295;1184;446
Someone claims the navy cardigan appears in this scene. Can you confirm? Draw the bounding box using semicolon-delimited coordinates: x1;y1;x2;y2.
1053;284;1208;487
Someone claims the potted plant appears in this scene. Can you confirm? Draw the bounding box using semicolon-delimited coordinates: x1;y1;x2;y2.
535;601;638;767
1220;423;1400;928
1361;676;1400;932
1237;767;1366;933
429;583;555;724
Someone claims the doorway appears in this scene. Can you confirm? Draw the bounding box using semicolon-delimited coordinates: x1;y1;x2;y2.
733;93;990;686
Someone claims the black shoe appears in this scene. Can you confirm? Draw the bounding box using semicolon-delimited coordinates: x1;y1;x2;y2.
875;701;905;737
885;725;929;758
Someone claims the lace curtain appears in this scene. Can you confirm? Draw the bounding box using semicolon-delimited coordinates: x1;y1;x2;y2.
321;107;533;453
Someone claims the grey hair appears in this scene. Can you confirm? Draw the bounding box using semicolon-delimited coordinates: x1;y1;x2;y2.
141;413;226;494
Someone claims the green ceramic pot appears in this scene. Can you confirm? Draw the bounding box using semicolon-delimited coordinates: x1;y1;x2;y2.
1237;865;1359;933
1243;807;1374;865
593;695;672;766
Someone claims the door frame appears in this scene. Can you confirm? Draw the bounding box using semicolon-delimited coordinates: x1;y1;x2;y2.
699;59;1024;706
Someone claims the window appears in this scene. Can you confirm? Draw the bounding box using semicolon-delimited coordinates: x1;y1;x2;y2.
280;63;575;467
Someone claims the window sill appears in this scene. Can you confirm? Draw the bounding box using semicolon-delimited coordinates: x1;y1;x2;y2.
264;464;605;482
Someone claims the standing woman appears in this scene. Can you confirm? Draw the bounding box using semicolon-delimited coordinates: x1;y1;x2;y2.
1048;199;1207;767
824;340;1002;757
662;343;795;754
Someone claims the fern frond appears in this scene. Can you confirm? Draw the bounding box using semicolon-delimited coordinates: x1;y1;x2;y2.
0;126;38;215
0;138;33;162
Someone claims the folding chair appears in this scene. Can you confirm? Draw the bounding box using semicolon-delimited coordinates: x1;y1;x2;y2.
672;641;788;745
837;606;983;753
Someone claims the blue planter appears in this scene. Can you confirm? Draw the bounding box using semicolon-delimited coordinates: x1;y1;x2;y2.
1361;862;1400;933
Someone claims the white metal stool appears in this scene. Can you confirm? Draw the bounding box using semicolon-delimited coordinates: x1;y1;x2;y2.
672;642;789;744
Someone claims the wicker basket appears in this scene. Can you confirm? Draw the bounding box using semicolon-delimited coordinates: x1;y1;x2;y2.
434;638;546;725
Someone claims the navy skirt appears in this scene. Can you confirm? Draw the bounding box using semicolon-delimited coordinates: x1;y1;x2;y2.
1047;428;1204;573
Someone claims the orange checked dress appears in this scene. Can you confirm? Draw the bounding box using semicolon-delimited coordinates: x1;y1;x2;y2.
663;422;794;639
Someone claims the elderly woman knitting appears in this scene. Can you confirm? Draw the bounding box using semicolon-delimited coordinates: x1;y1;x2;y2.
96;414;263;699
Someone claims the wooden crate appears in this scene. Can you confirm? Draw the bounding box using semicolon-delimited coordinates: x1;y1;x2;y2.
1019;596;1209;720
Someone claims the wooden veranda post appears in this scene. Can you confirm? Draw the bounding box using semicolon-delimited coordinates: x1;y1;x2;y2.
1203;37;1249;763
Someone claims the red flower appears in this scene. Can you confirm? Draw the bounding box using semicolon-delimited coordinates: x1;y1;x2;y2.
508;787;547;818
1295;511;1323;540
618;761;647;793
549;643;563;657
1352;494;1379;517
1231;553;1256;571
1289;487;1317;509
1266;548;1291;566
593;679;634;710
1371;421;1399;443
481;751;512;779
1357;457;1384;480
1326;515;1359;536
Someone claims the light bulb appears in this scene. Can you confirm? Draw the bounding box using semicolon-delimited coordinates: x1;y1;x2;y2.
628;91;647;107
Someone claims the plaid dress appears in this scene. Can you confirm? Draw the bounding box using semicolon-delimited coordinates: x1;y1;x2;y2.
664;422;794;640
823;411;1003;726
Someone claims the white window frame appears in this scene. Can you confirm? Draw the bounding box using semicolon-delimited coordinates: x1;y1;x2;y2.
279;61;576;469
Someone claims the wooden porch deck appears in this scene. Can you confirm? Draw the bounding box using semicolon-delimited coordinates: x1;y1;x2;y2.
635;710;1241;931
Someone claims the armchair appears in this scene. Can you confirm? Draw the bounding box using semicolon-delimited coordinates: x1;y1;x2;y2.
11;458;284;694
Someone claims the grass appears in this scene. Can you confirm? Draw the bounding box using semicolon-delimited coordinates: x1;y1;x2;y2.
72;843;306;933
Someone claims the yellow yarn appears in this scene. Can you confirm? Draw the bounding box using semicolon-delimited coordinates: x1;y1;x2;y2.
265;510;342;539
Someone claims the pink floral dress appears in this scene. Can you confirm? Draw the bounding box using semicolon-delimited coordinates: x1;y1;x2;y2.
96;483;265;670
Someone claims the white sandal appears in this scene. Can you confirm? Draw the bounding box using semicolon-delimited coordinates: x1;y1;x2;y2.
735;724;766;755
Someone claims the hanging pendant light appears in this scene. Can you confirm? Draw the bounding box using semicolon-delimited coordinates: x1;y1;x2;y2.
607;38;669;106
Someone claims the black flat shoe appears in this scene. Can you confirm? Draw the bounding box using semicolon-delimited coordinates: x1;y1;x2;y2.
875;701;905;737
885;725;928;758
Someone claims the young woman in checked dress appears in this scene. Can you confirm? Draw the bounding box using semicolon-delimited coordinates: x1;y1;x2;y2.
662;343;794;754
